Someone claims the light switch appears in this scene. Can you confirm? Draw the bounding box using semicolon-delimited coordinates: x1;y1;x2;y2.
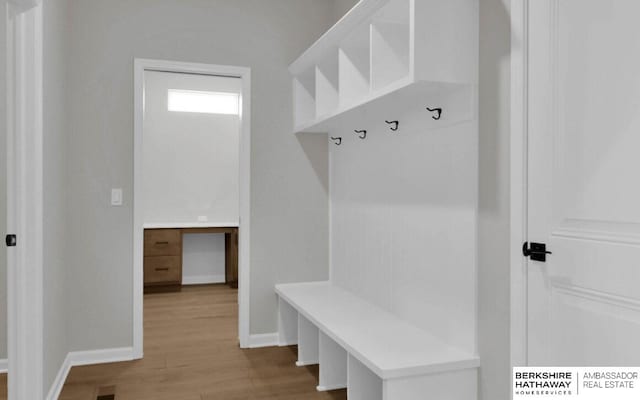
111;188;123;206
197;215;209;222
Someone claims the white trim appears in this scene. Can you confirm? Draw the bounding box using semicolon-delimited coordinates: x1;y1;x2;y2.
510;0;529;371
6;2;44;400
247;333;279;348
67;347;135;367
0;359;7;374
45;348;134;400
7;0;40;12
317;384;347;392
45;354;71;400
143;222;239;229
182;274;226;286
133;59;252;359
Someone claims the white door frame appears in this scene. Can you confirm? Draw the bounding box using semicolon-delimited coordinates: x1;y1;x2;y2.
133;59;252;357
6;0;44;399
510;0;529;369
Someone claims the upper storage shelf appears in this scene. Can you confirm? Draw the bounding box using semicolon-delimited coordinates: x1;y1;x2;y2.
290;0;478;134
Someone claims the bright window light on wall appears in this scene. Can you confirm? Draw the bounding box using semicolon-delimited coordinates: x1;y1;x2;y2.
168;89;240;115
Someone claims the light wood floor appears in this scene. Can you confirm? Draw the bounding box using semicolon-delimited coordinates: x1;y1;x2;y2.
59;284;347;400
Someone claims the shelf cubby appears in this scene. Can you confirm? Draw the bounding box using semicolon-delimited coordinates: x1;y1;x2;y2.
315;52;340;118
293;68;316;128
338;23;371;108
289;0;478;134
347;355;383;400
317;332;348;391
370;0;410;91
296;314;319;366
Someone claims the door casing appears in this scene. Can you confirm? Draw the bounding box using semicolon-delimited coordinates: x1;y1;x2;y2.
510;0;529;369
133;59;252;356
6;0;45;399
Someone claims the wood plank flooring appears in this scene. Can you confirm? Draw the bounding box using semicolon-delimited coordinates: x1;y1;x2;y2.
59;285;347;400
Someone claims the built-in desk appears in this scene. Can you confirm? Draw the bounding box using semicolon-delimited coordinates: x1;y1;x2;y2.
143;225;238;291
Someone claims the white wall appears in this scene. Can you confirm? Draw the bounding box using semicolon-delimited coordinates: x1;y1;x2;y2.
0;0;7;365
143;71;240;226
332;0;359;23
330;110;478;354
478;0;511;399
64;0;334;351
43;0;71;393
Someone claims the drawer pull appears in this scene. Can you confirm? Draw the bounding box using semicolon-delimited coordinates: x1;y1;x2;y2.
155;267;170;271
155;241;170;246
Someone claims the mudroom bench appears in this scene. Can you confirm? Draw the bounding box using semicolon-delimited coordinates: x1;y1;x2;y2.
276;281;479;400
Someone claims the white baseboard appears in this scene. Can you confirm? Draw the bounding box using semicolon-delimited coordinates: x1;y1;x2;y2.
182;274;226;285
67;346;135;366
317;383;347;392
0;358;7;374
46;347;134;400
296;360;318;367
46;354;72;400
247;333;279;348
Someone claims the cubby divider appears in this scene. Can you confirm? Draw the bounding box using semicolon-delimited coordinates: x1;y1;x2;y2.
317;332;348;391
296;314;319;366
315;53;340;118
347;354;383;400
277;297;298;346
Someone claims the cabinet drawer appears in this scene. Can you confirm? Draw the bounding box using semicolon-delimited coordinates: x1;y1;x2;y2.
144;229;181;256
144;256;181;284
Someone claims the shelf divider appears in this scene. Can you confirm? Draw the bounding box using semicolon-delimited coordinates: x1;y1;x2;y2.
296;314;319;366
317;332;348;391
315;54;340;118
347;354;383;400
278;297;298;346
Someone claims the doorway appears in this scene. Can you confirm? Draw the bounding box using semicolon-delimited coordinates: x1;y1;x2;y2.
133;60;251;358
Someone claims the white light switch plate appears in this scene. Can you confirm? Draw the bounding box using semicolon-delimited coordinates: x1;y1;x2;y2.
111;188;123;206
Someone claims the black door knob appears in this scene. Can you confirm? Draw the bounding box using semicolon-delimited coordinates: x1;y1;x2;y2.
5;234;17;247
523;242;552;262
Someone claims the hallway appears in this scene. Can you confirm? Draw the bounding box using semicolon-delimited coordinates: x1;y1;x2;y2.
59;285;346;399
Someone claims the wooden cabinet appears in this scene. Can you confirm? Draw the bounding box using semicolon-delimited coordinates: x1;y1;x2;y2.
144;229;182;257
144;229;183;289
143;227;238;290
225;229;238;288
144;256;182;284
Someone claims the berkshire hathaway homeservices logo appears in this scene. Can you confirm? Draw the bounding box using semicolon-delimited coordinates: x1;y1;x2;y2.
513;367;640;399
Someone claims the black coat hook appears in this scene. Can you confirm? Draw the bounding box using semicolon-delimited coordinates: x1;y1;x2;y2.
385;120;399;131
426;107;443;120
354;130;367;139
330;137;342;146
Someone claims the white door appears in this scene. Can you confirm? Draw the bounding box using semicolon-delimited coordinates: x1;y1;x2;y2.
527;0;640;365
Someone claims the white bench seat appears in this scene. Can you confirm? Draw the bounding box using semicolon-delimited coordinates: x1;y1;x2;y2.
276;281;479;400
